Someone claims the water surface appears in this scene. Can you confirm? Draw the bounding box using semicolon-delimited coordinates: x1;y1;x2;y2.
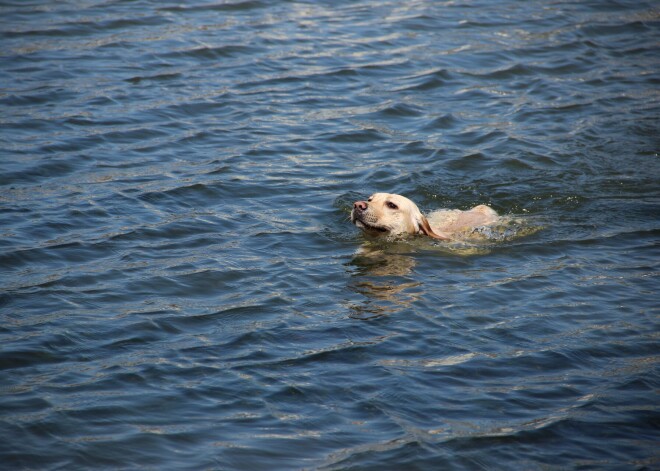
1;0;659;469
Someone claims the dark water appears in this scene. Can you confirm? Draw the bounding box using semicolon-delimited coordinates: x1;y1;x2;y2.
1;0;659;469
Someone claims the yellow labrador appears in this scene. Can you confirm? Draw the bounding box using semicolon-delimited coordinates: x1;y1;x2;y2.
351;193;499;241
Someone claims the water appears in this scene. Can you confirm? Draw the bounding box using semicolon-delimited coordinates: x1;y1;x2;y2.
1;0;658;469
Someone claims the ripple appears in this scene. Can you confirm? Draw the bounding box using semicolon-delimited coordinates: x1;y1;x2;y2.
162;44;265;60
1;0;658;469
158;0;268;13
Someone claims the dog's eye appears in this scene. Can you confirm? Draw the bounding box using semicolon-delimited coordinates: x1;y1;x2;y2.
386;202;398;210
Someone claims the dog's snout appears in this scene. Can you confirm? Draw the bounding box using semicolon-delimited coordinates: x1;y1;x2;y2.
353;201;368;211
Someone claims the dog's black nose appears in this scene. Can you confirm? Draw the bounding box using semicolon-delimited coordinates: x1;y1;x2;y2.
353;201;367;211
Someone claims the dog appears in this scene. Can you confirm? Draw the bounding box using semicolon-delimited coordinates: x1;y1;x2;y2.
351;193;499;241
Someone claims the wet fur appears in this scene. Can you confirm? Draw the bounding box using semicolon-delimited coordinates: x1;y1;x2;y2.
351;193;499;241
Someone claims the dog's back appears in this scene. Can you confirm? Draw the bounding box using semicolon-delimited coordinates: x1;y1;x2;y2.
428;205;499;235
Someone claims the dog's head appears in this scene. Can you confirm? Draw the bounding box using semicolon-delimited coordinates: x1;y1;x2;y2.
351;193;450;240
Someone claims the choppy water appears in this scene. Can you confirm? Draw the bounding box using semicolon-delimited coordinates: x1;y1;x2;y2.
1;1;659;469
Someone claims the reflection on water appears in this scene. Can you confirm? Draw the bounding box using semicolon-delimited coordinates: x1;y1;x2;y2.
347;243;421;319
346;214;542;319
350;243;418;277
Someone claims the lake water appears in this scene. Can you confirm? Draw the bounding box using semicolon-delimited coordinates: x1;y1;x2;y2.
1;0;658;469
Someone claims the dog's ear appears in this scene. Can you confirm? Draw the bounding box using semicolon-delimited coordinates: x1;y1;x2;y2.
418;215;451;241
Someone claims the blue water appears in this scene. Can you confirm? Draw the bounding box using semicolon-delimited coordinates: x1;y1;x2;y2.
1;1;659;469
